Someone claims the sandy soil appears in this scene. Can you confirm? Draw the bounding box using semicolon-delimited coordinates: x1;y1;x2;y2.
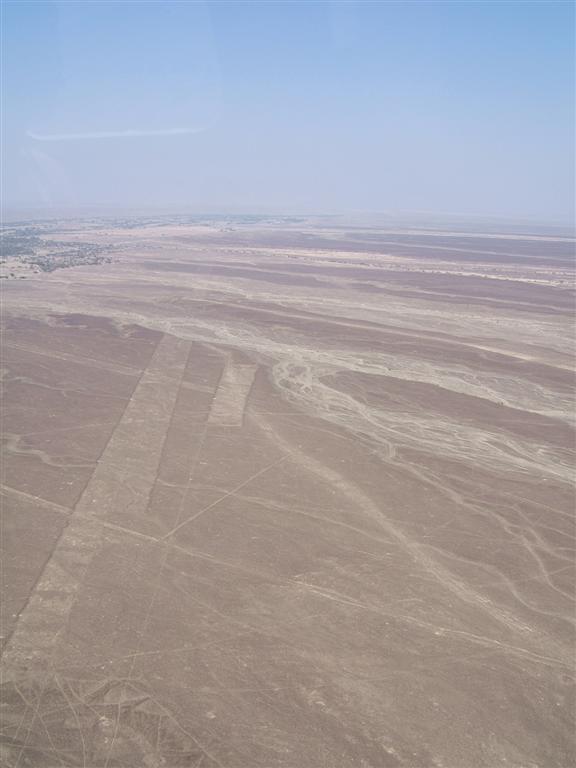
0;217;574;767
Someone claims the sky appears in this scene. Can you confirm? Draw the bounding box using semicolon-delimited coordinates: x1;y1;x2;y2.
2;0;574;221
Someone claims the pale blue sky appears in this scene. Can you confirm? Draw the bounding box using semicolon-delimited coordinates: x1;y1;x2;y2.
2;0;574;221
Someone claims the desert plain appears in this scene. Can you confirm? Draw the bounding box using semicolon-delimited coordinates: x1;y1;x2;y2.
0;215;574;767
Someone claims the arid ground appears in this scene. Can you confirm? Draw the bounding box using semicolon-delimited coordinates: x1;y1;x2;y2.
1;215;574;767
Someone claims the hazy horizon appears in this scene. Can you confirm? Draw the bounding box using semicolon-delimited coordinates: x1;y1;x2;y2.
2;0;575;222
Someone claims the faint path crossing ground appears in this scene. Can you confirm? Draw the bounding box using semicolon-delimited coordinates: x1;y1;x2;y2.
0;334;191;682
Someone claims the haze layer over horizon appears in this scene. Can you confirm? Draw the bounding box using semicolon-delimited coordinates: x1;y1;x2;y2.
2;0;574;222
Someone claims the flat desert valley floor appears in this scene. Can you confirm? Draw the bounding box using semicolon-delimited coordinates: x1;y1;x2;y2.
0;216;574;767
